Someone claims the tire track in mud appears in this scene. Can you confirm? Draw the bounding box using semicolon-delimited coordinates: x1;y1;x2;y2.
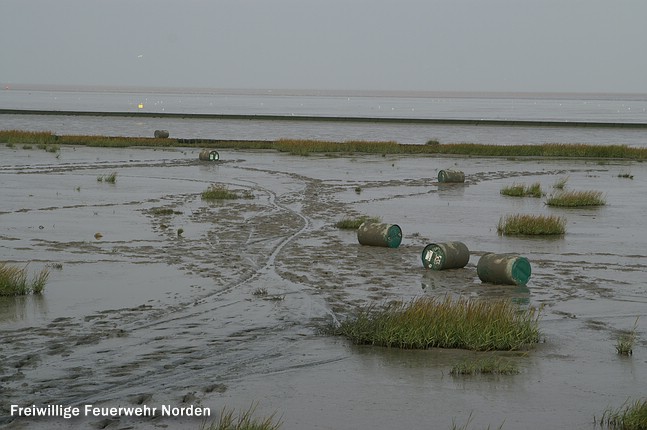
0;163;344;427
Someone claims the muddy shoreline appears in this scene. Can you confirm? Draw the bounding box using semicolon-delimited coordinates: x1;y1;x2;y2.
1;146;645;429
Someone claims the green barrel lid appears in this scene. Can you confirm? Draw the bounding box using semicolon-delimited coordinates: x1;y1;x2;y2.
421;244;445;269
510;257;531;285
385;224;402;248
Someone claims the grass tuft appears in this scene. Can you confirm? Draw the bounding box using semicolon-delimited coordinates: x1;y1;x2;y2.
97;172;117;183
500;182;543;197
546;190;606;207
335;216;381;230
201;184;241;200
497;214;566;236
330;296;541;351
553;176;569;189
599;399;647;430
0;263;49;296
616;318;639;356
450;357;520;375
201;404;282;430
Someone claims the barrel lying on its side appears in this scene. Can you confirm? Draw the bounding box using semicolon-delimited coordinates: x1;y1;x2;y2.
357;222;402;248
199;150;220;161
154;129;170;138
438;169;465;183
477;253;531;285
421;241;470;270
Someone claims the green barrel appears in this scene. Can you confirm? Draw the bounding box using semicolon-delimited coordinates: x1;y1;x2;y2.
421;241;470;270
199;149;220;161
477;253;531;286
357;222;402;248
438;169;465;183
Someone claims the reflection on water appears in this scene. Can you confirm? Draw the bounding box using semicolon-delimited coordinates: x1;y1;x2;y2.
437;183;467;199
420;269;531;306
0;294;48;323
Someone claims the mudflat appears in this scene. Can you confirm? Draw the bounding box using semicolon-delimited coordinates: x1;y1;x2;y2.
1;146;645;429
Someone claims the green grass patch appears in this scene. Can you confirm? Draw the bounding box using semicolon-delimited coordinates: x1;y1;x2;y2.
97;172;117;183
201;184;241;200
0;263;49;296
546;190;606;207
500;182;543;197
4;130;647;159
616;318;639;356
598;399;647;430
450;356;520;375
201;405;282;430
330;296;541;351
497;214;566;236
45;144;60;153
334;216;381;230
150;207;182;216
553;176;569;189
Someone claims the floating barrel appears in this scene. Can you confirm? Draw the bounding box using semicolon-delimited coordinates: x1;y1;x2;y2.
477;253;531;286
421;241;470;270
154;129;170;138
357;222;402;248
199;149;220;161
438;169;465;183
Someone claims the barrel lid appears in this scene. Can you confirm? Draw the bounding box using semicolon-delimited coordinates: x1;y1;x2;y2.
386;225;402;248
421;244;444;269
511;257;531;285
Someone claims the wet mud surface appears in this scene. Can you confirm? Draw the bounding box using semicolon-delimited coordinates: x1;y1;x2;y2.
1;146;646;429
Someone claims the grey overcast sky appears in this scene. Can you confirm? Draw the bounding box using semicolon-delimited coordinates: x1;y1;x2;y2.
2;0;646;93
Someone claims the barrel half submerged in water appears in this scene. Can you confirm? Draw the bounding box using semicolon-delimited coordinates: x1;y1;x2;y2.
477;253;531;286
357;222;402;248
199;149;220;161
438;169;465;183
421;241;470;270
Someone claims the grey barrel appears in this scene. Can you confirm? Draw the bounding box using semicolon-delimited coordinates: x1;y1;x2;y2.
154;130;169;138
477;253;531;285
421;241;470;270
357;222;402;248
438;169;465;183
199;150;220;161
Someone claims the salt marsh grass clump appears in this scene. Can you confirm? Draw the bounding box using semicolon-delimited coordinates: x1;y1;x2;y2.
97;172;117;183
500;182;543;197
598;399;647;430
332;296;541;351
497;214;566;236
546;190;606;207
0;263;49;296
616;318;639;356
335;215;381;230
553;176;569;190
201;184;242;201
450;357;519;375
201;405;282;430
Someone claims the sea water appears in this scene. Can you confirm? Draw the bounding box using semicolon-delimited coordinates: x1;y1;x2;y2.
1;86;646;146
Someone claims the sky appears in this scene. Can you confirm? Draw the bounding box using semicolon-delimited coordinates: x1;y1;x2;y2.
2;0;647;94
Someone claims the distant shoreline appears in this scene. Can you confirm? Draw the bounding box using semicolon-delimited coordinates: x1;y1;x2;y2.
2;108;647;129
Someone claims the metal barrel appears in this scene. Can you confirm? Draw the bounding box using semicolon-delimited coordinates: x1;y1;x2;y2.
421;241;470;270
154;129;169;138
477;253;531;286
438;169;465;183
199;149;220;161
357;222;402;248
